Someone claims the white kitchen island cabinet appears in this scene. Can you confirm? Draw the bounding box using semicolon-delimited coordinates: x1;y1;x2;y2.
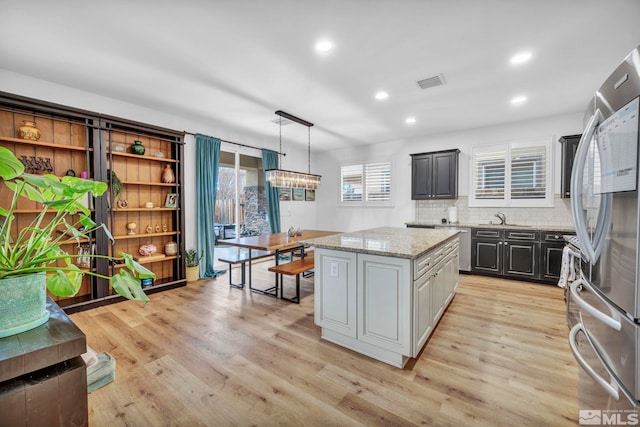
303;227;459;368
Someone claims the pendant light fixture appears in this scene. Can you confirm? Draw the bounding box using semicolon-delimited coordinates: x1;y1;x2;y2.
265;110;322;190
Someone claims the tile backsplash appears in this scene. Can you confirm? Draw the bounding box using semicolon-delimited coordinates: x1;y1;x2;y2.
415;196;574;228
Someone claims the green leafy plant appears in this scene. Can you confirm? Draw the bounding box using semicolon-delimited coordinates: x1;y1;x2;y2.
185;249;203;267
106;169;123;200
0;146;152;302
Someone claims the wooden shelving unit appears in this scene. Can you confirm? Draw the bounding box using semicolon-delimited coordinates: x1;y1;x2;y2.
0;93;186;313
104;120;185;303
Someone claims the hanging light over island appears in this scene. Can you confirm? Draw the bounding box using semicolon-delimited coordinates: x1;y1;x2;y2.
265;110;322;190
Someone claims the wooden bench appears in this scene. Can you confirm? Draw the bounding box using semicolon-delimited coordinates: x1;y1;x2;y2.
267;251;314;303
218;250;274;288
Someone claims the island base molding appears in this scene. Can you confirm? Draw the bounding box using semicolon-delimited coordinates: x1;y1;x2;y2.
321;329;410;368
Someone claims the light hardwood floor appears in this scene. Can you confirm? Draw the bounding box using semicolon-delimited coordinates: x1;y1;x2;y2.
71;263;578;426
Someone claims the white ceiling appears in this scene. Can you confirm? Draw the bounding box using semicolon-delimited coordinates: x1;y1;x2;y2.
1;1;639;151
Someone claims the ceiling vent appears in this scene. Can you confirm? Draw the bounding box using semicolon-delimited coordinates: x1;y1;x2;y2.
416;74;446;90
271;117;294;126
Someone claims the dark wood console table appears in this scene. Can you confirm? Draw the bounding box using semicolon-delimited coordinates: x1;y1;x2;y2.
0;298;87;427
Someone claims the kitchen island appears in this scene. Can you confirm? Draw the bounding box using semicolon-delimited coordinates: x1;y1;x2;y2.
301;227;459;368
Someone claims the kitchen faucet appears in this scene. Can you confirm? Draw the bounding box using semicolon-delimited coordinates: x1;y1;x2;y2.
495;212;506;225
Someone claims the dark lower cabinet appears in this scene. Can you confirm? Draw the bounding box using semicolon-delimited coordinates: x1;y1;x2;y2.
472;239;502;274
472;228;572;284
541;242;565;281
503;241;538;279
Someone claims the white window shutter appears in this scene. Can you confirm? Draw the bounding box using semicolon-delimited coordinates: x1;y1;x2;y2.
341;164;363;202
365;162;391;201
473;148;506;200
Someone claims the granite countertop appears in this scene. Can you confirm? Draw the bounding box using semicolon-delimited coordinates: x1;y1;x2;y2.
301;226;459;260
405;221;575;233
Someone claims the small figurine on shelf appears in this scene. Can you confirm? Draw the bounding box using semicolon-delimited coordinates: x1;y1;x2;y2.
126;222;137;235
161;164;175;183
42;158;53;173
162;223;168;232
146;224;153;234
155;224;161;233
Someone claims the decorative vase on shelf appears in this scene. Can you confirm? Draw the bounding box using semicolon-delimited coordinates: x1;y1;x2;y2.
130;140;145;155
17;120;41;141
164;241;178;256
161;164;175;183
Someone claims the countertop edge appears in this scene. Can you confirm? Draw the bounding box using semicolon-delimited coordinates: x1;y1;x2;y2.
302;228;459;260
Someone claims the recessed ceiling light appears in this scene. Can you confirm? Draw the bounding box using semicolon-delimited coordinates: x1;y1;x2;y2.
511;95;527;104
315;40;333;53
375;91;389;100
405;117;416;124
510;51;532;65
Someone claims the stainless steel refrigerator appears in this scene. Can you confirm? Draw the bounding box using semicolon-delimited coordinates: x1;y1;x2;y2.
569;44;640;424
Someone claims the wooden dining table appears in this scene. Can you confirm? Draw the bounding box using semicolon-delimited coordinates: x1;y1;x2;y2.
221;229;337;296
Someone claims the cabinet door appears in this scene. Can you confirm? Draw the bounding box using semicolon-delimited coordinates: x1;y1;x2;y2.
431;261;446;325
503;241;538;279
472;239;502;274
411;154;432;200
315;249;358;338
444;250;459;304
357;254;411;354
432;151;458;199
540;242;565;282
560;134;581;198
413;268;433;355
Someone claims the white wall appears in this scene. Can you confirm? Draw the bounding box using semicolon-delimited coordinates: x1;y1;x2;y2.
313;112;584;232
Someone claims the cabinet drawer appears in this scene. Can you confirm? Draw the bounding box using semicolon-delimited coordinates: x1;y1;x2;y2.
472;228;503;239
414;252;432;280
505;230;539;241
414;247;445;280
541;231;573;242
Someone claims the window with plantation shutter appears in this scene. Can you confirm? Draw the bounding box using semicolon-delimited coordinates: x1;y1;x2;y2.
340;161;393;206
341;164;363;202
470;139;553;207
473;147;506;200
511;146;546;199
365;162;391;201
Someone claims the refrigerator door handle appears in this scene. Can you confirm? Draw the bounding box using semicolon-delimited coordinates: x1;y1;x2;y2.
569;323;621;400
570;109;604;264
570;278;622;331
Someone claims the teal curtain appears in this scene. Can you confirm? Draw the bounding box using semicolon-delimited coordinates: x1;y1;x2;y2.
196;134;225;278
262;149;281;233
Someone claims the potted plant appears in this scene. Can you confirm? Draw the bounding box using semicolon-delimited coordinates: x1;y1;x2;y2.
0;146;154;338
185;249;202;282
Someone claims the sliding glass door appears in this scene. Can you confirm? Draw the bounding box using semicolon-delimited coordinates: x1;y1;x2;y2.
214;151;269;246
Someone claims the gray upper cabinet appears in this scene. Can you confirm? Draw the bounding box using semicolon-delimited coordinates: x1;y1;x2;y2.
559;134;581;198
411;149;459;200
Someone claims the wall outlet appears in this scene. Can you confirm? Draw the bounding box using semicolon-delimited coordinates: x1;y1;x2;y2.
330;262;338;277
